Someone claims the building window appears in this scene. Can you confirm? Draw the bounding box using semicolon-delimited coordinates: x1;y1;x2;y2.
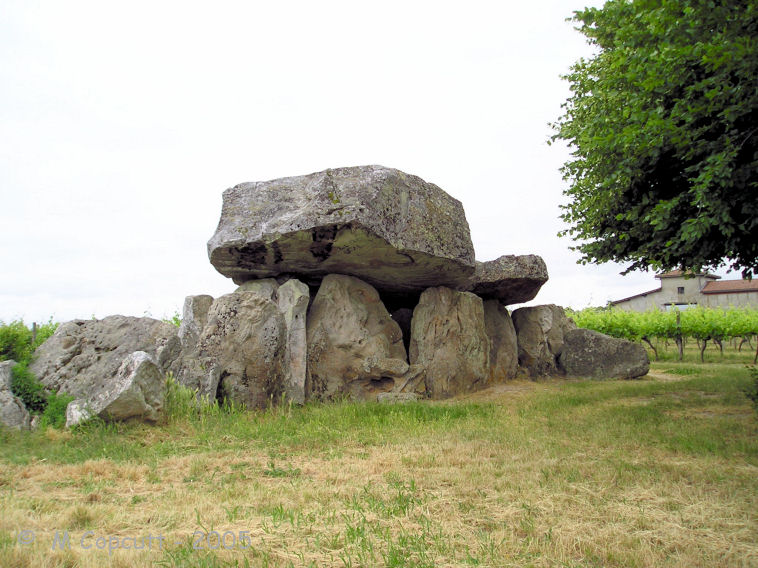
677;286;685;294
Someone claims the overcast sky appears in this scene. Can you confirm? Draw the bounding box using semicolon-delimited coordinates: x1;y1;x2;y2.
0;1;736;324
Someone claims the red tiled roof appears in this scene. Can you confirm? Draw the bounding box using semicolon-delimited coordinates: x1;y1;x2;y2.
701;280;758;294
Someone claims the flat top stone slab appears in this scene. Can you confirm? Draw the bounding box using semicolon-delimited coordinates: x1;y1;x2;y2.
207;165;476;295
467;255;548;304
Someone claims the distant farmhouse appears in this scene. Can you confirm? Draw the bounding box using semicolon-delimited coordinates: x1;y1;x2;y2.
610;270;758;311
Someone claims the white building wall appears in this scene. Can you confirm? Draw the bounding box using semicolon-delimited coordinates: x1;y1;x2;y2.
702;291;758;308
612;275;758;311
614;294;661;311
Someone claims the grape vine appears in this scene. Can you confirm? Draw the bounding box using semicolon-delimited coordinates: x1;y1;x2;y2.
568;306;758;362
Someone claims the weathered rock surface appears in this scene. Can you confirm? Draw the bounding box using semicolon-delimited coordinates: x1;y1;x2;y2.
65;351;165;427
235;278;279;300
306;274;408;400
30;316;180;399
178;295;214;352
208;165;476;295
511;304;576;376
0;360;31;430
0;360;13;390
196;292;286;409
409;287;490;398
467;255;548;304
558;328;650;379
277;279;309;404
483;300;518;382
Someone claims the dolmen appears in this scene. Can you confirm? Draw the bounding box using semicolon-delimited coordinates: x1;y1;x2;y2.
20;165;647;428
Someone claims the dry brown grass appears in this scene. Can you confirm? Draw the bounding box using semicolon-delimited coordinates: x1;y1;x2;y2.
1;364;756;567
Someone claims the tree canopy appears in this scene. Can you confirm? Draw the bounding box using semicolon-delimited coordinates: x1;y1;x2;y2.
553;0;758;276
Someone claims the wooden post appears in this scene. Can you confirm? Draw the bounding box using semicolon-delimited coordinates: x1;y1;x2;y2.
31;322;37;346
675;311;684;361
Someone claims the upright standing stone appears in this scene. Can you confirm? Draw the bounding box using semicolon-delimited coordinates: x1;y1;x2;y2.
483;300;518;382
178;295;214;352
197;292;286;409
235;278;280;300
0;360;13;390
511;304;576;376
306;274;408;401
409;287;490;398
277;279;309;404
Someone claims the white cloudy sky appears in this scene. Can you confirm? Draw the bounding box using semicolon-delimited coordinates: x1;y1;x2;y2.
0;1;735;324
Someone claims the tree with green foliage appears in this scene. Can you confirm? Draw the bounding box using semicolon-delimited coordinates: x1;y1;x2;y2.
553;0;758;276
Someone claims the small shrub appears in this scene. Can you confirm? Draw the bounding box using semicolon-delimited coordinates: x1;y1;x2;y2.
0;320;33;363
10;362;47;414
33;319;59;350
40;391;75;429
0;318;58;364
163;312;181;327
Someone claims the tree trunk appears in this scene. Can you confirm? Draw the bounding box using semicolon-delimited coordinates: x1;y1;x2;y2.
739;335;753;352
699;338;708;363
713;337;723;355
641;336;658;361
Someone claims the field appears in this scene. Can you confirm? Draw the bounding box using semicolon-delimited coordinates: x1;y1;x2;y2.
1;346;756;567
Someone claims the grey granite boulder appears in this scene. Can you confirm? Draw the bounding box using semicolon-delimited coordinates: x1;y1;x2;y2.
0;360;31;430
178;295;214;352
483;300;518;382
467;255;548;304
0;360;13;390
65;351;165;427
409;287;490;398
558;328;650;379
235;278;279;300
511;304;576;376
207;165;476;295
30;316;180;399
277;278;309;404
196;292;287;409
306;274;409;401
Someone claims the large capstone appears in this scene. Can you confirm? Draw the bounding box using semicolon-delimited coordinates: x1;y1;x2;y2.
467;255;548;304
207;165;476;296
558;328;650;379
306;274;408;401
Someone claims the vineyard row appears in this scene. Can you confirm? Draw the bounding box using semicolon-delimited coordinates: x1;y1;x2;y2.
568;306;758;362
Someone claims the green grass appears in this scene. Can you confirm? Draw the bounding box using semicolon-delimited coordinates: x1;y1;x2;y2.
0;362;756;567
